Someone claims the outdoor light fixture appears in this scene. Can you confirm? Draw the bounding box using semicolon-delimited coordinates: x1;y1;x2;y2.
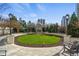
65;14;69;35
9;14;12;35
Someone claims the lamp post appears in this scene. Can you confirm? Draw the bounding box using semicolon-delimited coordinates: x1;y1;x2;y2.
65;14;69;35
9;15;12;35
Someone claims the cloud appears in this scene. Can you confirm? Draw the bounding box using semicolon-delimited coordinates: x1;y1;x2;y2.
19;3;31;10
30;13;37;17
0;14;9;19
0;3;27;14
37;4;45;11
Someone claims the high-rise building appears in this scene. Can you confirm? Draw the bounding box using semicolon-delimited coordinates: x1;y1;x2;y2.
61;16;66;27
37;19;45;25
76;3;79;20
43;19;45;25
61;15;70;28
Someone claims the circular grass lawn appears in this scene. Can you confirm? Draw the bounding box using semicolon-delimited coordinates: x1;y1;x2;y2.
15;34;63;47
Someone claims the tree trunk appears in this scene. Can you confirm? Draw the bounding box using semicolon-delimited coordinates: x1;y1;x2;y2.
2;28;5;35
17;28;19;33
10;27;12;35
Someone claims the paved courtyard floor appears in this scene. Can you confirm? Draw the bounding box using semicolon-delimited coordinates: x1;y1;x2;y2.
6;44;63;56
0;33;79;56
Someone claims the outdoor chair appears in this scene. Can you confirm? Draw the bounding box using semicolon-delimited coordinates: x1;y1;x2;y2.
62;41;79;56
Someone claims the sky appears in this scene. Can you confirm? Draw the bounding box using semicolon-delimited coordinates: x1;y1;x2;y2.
0;3;76;25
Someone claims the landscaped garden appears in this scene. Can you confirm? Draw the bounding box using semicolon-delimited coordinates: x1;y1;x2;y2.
15;34;63;47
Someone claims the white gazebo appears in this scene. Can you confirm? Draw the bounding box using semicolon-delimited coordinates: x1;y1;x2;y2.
36;22;42;33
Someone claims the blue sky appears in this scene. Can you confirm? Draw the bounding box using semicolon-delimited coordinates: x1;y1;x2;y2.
0;3;76;25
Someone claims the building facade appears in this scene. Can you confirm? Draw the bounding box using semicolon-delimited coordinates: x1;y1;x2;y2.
61;15;70;28
0;19;10;35
61;15;70;33
61;16;66;27
76;3;79;20
38;19;45;25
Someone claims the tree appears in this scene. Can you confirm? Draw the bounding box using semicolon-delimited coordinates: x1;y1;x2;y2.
8;13;14;34
19;18;27;32
8;13;21;34
8;13;17;21
46;24;49;32
75;21;79;28
54;23;59;33
0;16;7;35
27;21;32;32
59;26;65;33
68;12;79;37
47;23;59;33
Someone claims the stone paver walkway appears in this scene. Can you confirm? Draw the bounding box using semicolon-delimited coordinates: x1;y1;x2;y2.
6;44;63;56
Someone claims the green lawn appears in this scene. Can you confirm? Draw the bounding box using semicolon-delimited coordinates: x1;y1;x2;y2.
16;34;61;45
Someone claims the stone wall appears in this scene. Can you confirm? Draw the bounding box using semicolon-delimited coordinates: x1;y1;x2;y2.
7;35;14;44
63;35;71;44
0;27;10;35
6;33;26;44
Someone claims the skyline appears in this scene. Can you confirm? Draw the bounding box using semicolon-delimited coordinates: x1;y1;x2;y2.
0;3;76;25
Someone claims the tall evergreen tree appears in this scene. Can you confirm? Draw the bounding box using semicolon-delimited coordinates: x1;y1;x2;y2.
68;12;79;37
